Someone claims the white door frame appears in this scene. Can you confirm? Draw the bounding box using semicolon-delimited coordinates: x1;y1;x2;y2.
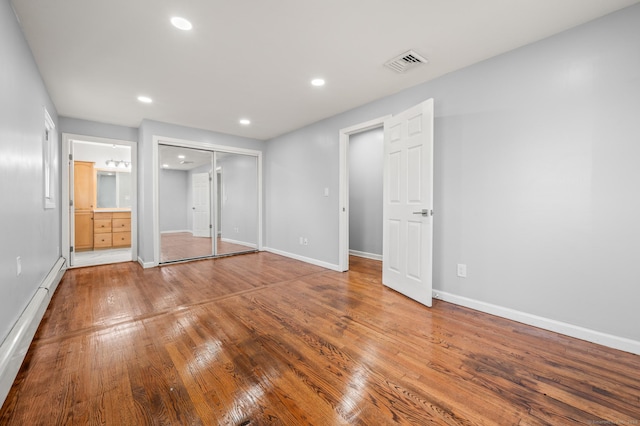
338;115;391;271
61;133;138;266
152;135;263;266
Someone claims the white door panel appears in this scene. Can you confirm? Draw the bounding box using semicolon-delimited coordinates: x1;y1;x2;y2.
192;172;211;238
382;99;434;307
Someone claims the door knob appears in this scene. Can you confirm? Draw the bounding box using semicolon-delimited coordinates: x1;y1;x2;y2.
412;209;433;217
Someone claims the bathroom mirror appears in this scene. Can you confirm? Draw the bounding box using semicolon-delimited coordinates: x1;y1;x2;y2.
96;170;132;208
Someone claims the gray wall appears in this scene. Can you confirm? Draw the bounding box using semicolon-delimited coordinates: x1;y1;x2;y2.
349;128;383;255
0;0;60;342
159;169;189;232
59;116;138;142
218;153;259;246
265;5;640;342
137;120;264;264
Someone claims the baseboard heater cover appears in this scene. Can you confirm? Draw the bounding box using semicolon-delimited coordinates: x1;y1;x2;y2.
0;257;66;406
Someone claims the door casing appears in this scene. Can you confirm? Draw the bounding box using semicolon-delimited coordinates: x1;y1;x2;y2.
338;115;391;271
61;133;138;267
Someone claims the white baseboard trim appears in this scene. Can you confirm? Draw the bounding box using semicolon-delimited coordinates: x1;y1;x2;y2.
0;257;67;407
263;247;342;272
160;229;191;234
349;250;382;261
434;290;640;356
221;237;257;249
137;257;156;269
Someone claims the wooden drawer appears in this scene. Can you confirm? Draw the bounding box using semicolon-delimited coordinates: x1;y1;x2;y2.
94;212;112;220
94;233;112;248
94;220;112;233
112;212;131;219
112;218;131;232
112;231;131;248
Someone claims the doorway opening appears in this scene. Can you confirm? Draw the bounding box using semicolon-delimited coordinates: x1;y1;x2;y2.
338;115;390;271
61;134;138;268
348;127;384;261
154;138;262;265
339;100;434;308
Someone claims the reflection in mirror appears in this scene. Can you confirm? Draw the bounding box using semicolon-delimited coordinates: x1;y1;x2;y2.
96;170;132;208
216;152;258;256
158;145;260;263
158;145;214;263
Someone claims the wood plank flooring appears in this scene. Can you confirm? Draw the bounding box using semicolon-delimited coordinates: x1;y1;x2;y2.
1;253;639;425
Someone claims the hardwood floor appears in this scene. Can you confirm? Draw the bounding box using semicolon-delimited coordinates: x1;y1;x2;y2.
1;254;639;425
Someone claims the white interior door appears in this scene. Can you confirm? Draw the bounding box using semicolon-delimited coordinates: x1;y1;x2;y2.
382;99;434;307
192;172;211;237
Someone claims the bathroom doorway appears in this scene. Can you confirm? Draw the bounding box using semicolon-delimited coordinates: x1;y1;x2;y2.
62;134;138;268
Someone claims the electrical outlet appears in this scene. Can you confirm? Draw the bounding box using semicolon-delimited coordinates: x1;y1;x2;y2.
299;237;304;245
457;263;467;278
16;256;22;276
303;238;308;246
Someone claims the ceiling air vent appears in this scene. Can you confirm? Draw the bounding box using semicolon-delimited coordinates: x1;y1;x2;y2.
384;50;428;73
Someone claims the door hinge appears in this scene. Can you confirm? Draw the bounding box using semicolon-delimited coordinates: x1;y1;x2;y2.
69;154;73;161
70;246;74;253
209;224;213;229
69;199;73;207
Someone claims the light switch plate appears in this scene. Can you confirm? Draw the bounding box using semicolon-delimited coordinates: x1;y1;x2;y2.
457;263;467;278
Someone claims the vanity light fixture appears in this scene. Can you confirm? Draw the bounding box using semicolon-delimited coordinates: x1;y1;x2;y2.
311;78;325;87
137;95;153;103
239;119;251;125
171;17;193;31
105;159;131;168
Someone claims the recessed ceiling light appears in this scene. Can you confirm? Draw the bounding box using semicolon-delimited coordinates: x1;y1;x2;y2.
239;119;251;125
137;96;153;103
311;78;325;87
171;17;193;31
162;164;169;168
178;155;185;159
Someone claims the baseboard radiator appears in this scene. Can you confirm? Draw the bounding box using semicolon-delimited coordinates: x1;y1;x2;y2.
0;257;66;406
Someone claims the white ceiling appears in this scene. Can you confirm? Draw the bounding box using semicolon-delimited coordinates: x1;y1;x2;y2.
11;0;639;140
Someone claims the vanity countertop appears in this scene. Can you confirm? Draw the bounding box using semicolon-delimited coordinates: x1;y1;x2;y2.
93;208;132;213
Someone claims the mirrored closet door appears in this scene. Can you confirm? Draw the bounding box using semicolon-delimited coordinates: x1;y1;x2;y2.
215;152;259;256
158;144;259;263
